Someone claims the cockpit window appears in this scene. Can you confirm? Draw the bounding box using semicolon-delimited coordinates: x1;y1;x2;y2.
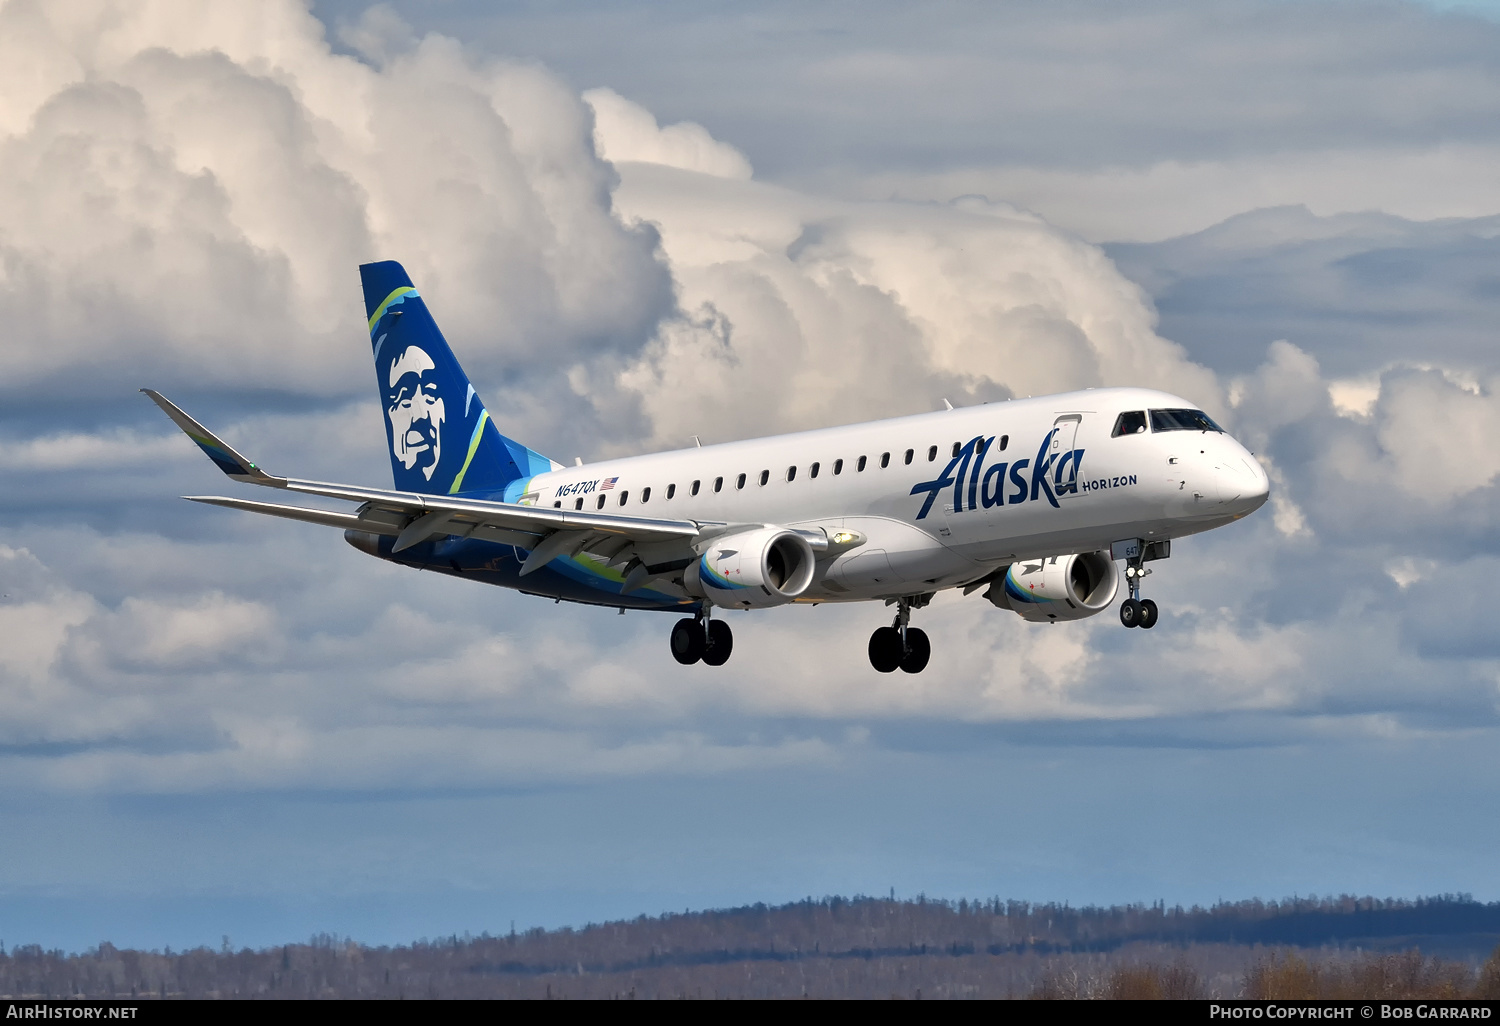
1150;408;1223;433
1112;411;1148;437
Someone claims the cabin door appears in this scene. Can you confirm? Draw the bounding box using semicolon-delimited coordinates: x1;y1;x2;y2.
1051;415;1082;498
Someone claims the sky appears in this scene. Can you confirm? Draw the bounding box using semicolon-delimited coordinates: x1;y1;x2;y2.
2;0;1500;952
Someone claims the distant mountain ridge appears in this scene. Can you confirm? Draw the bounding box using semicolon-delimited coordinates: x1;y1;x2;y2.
2;894;1497;999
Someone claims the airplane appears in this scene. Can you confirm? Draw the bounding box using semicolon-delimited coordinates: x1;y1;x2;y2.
145;260;1270;674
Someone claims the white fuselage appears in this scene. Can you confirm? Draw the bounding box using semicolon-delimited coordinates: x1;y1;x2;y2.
518;387;1269;603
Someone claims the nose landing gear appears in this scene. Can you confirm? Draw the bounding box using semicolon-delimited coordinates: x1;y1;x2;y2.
869;596;931;673
1119;556;1159;629
670;611;734;666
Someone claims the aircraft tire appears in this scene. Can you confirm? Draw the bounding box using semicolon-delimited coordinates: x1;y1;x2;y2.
868;627;904;673
1120;599;1141;628
899;628;931;674
702;620;733;666
1138;599;1158;630
671;617;705;664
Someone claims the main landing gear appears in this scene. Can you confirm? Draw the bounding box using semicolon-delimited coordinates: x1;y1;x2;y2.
671;612;733;666
868;597;931;674
1119;554;1159;630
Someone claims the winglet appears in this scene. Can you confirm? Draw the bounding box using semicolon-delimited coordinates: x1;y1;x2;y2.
140;389;284;486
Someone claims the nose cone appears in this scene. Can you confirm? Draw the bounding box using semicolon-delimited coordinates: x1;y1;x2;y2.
1217;452;1270;517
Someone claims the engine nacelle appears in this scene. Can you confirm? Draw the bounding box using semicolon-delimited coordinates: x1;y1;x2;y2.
986;551;1119;623
685;527;817;608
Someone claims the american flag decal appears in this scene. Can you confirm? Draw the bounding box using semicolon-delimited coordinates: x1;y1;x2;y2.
601;477;619;490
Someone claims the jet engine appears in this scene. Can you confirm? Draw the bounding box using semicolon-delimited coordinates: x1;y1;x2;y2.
985;551;1119;622
685;527;817;608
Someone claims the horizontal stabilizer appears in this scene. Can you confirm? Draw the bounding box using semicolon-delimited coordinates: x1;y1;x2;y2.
275;478;705;544
184;479;715;552
186;496;382;533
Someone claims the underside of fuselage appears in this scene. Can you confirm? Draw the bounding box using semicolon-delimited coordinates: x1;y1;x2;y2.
346;530;699;612
346;510;1244;617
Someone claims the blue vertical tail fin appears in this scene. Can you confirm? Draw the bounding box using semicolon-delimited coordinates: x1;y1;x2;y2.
360;261;560;500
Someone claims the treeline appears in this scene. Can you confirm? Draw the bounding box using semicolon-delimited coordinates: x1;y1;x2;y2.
2;894;1499;999
1036;949;1500;1000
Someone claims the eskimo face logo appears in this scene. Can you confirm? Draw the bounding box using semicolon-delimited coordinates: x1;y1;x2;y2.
387;345;444;480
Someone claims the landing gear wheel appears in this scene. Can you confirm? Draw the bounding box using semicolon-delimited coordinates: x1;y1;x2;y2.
1120;599;1142;628
899;628;930;674
702;619;734;666
868;626;904;673
1138;599;1158;630
671;617;705;664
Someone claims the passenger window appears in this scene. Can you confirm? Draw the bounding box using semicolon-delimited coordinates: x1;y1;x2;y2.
904;449;914;465
926;445;936;461
666;483;676;500
619;490;629;506
1112;410;1148;437
737;473;746;489
596;494;606;509
714;477;723;493
833;459;843;475
880;452;890;468
553;501;561;508
999;435;1009;451
692;480;701;496
641;487;650;503
951;442;960;458
857;456;867;472
786;466;797;482
575;497;583;510
810;462;820;479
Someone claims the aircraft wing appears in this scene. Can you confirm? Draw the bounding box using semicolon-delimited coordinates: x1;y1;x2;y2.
144;390;716;571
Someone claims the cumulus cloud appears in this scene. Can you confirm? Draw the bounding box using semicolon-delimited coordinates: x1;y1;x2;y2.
606;168;1220;452
1107;206;1500;380
0;547;94;693
357;0;1500;243
0;528;858;791
1367;369;1500;502
0;428;195;472
0;0;669;437
63;591;278;677
852;145;1500;243
1120;205;1500;551
584;88;752;179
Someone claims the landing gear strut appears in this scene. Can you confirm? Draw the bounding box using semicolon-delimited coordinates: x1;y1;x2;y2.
671;610;733;666
1119;554;1159;629
868;597;931;674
